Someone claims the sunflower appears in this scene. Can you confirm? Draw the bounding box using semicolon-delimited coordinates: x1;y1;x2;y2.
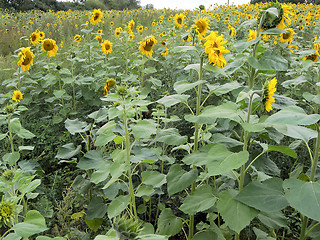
17;47;34;72
0;200;17;227
74;34;81;43
41;38;58;57
128;34;135;41
260;3;293;30
276;4;293;29
247;29;257;41
174;13;184;28
314;42;320;51
137;25;143;33
303;52;319;62
280;28;294;44
115;27;122;37
96;34;103;45
104;78;116;95
161;47;169;56
127;19;135;34
30;31;40;45
192;16;210;39
263;77;277;112
90;9;103;25
12;90;23;102
39;31;45;39
101;40;113;55
138;35;157;57
204;31;229;68
229;27;236;37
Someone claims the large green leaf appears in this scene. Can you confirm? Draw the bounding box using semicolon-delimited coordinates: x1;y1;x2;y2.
156;208;183;236
9;118;22;133
157;94;190;107
3;152;20;166
55;143;81;160
247;51;288;71
13;210;48;238
17;128;35;139
107;195;130;219
207;144;249;176
141;171;166;188
283;178;320;221
155;128;187;146
2;233;21;240
271;124;317;142
167;164;198;196
77;150;105;170
179;185;217;215
86;197;108;220
136;235;168;240
65;118;89;135
94;131;116;147
131;119;157;139
19;179;41;195
206;81;242;96
136;185;155;197
234;37;261;53
217;190;259;233
91;163;111;184
235;178;288;212
192;231;218;240
174;80;206;94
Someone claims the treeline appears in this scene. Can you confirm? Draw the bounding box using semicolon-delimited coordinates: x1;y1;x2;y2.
0;0;141;11
250;0;320;4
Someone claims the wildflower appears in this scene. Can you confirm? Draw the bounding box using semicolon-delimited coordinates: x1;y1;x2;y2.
17;47;34;72
247;30;257;41
174;13;184;28
30;31;40;45
303;52;319;62
12;90;23;102
263;77;277;112
90;9;103;25
127;19;135;34
280;28;294;44
138;35;157;57
0;200;16;227
41;38;58;57
104;78;116;95
101;40;113;55
204;31;229;68
192;16;210;39
74;34;81;43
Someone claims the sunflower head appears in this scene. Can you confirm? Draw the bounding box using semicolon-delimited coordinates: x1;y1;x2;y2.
12;90;23;103
0;200;17;227
174;13;184;29
90;9;103;25
204;31;229;68
128;34;135;41
41;38;58;57
192;16;210;39
17;47;34;72
101;40;113;55
138;35;157;57
280;28;294;44
161;47;169;56
39;31;45;39
127;19;135;34
259;3;293;30
104;78;116;95
303;52;319;62
2;169;14;181
247;29;257;41
113;214;143;239
263;77;277;112
30;31;40;45
74;34;81;43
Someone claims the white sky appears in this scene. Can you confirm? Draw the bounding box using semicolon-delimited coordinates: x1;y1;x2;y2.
139;0;251;10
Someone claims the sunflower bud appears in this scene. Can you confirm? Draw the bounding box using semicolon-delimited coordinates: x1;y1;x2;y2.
116;86;128;97
5;104;14;114
2;169;14;181
113;214;143;239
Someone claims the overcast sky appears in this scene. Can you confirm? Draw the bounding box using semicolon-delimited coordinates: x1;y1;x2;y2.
139;0;251;10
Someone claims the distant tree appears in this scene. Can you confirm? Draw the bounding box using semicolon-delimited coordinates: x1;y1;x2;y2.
250;0;306;4
145;3;154;9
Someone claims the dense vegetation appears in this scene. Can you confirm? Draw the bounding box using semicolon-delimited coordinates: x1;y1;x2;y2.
0;2;320;240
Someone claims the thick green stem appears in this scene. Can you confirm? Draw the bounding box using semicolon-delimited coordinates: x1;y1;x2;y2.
311;128;320;181
300;216;308;240
123;105;137;218
7;114;14;153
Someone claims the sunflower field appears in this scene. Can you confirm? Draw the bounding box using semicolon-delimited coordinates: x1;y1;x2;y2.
0;2;320;240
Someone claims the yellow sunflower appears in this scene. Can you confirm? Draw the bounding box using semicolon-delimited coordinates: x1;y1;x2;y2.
30;31;40;45
280;28;294;44
303;52;319;62
263;77;277;112
127;19;135;34
138;35;157;57
96;34;103;45
192;16;210;39
174;13;184;28
247;29;257;41
12;90;23;102
90;9;103;25
128;34;135;41
230;27;236;37
204;31;229;68
101;40;113;55
17;47;34;72
104;78;116;95
115;27;122;37
276;4;293;29
161;47;169;56
41;38;58;57
37;30;45;39
314;42;320;51
74;34;81;43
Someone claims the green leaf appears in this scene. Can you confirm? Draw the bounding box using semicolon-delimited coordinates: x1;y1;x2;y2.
247;52;288;71
2;233;21;240
113;136;124;144
136;185;155;197
167;164;198;196
192;231;218;240
13;210;48;238
132;119;157;139
207;144;249;176
77;150;105;170
283;178;320;221
53;89;66;98
142;171;166;188
18;146;34;151
260;28;288;35
234;37;261;53
108;195;131;219
137;234;168;240
19;179;41;195
96;121;117;134
91;163;111;184
86;197;108;220
3;152;20;166
37;237;66;240
241;122;265;133
207;81;242;96
179;185;217;215
282;75;309;88
9;118;22;133
88;108;109;122
95;131;116;146
203;64;227;76
0;133;7;140
184;63;200;74
55;143;81;160
267;145;297;158
174;80;206;94
303;92;320;104
217;190;259;233
156;208;183;236
271;124;317;142
235;178;288;212
157;94;190;107
17;128;35;139
155;128;187;146
85;218;103;232
65;118;89;135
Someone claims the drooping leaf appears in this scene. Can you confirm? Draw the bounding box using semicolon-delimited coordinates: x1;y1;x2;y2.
3;152;20;166
156;208;183;236
155;128;187;146
65;118;89;135
206;81;242;96
131;119;157;139
157;94;190;107
174;80;206;94
141;171;166;188
77;150;105;170
55;143;81;160
86;197;108;220
107;195;130;219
